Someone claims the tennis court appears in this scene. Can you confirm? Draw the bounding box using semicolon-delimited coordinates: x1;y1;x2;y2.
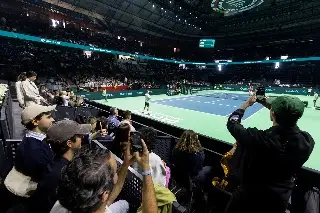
94;90;320;172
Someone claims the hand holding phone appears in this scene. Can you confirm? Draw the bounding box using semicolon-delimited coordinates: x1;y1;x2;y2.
130;132;143;152
256;86;265;100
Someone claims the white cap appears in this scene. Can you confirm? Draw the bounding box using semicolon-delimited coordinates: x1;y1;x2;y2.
21;104;56;125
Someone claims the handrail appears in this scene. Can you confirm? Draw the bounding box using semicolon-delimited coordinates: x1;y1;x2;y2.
87;103;223;157
91;140;143;179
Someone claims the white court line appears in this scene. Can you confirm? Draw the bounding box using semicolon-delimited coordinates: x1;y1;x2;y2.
243;107;266;121
205;102;210;103
152;102;230;118
132;110;182;124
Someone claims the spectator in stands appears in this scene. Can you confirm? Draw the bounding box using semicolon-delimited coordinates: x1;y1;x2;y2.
50;141;157;213
83;116;98;143
132;127;169;188
28;120;91;213
88;117;97;132
16;72;27;108
225;94;315;213
74;96;86;107
20;71;46;106
3;104;56;210
120;110;136;132
172;130;213;186
53;91;63;105
113;123;131;158
107;107;120;134
95;121;114;140
61;91;69;107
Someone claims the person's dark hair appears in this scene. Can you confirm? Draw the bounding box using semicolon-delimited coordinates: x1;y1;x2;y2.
47;134;80;156
114;123;130;143
24;111;52;130
17;72;27;82
139;127;157;151
123;110;131;120
176;130;203;153
57;148;114;213
273;113;299;128
87;117;97;125
26;71;37;78
96;121;107;130
110;107;117;115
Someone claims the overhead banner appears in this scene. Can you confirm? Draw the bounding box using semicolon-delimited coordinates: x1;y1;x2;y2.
2;30;320;66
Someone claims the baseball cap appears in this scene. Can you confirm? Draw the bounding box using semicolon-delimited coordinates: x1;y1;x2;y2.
21;104;56;125
271;96;305;119
47;120;91;142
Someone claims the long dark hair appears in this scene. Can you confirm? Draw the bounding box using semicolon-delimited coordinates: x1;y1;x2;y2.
17;72;27;82
175;130;203;153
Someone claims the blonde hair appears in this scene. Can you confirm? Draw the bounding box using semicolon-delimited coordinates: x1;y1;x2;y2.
175;130;203;153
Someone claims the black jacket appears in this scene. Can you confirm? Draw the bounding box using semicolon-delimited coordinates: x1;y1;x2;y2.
226;109;314;212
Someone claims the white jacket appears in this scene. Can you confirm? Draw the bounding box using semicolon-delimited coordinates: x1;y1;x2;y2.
20;79;43;107
15;81;24;106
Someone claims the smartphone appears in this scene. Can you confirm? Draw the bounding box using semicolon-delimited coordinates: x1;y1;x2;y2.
256;86;265;100
130;132;143;152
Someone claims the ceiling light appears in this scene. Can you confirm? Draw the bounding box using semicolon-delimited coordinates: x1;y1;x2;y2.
178;19;180;21
169;1;171;3
190;12;191;14
161;7;163;10
165;10;166;13
176;15;177;17
185;20;186;22
196;17;197;18
153;4;155;7
200;27;201;29
180;7;181;9
188;24;190;25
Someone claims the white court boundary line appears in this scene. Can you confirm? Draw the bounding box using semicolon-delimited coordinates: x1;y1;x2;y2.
243;106;266;121
132;110;183;124
152;102;231;118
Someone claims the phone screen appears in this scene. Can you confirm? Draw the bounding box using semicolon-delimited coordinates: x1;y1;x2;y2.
130;132;142;152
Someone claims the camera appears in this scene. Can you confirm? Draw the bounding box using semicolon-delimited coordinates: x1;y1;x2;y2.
130;132;143;152
256;86;265;100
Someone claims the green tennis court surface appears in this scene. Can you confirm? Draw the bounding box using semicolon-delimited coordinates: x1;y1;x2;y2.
94;90;320;172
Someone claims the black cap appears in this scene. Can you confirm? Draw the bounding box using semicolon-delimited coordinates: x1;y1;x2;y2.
26;71;37;78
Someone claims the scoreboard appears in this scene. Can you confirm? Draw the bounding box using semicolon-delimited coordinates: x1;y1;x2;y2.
199;39;215;48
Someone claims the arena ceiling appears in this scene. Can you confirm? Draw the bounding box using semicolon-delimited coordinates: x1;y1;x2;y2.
36;0;320;40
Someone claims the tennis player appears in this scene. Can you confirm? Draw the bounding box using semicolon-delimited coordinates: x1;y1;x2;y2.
143;90;151;115
314;91;318;108
249;86;254;96
307;87;312;96
102;86;108;102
